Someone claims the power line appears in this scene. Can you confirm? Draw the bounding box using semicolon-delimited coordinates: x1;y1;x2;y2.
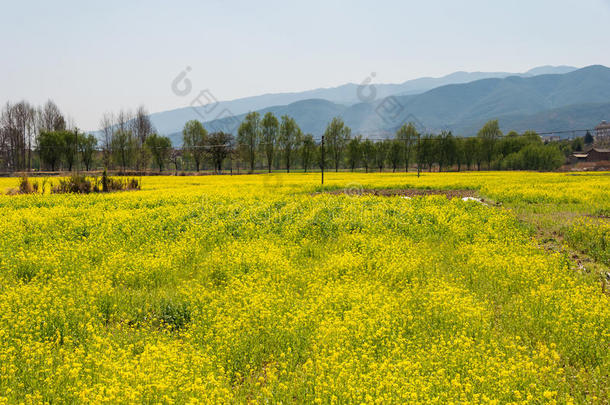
0;127;599;154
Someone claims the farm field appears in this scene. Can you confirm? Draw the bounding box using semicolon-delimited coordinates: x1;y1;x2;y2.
0;172;609;403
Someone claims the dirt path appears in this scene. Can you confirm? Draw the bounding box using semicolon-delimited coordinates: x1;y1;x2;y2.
319;188;479;199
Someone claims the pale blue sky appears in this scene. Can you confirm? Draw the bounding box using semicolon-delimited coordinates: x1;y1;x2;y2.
2;0;610;130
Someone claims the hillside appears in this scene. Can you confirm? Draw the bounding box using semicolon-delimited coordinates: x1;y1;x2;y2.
194;65;610;141
150;66;576;138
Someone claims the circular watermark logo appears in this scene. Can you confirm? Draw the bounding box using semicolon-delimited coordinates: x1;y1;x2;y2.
343;182;364;197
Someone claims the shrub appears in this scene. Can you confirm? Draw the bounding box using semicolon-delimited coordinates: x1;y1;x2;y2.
52;174;92;194
102;169;109;192
48;173;141;194
498;145;565;171
18;177;35;194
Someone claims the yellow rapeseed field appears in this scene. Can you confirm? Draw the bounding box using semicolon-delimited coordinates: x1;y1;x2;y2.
0;172;608;403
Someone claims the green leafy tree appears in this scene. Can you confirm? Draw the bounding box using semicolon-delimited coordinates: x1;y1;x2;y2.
415;134;426;172
522;130;542;145
37;131;63;171
517;144;565;170
182;120;208;172
260;112;279;173
324;117;351;172
300;134;315;172
145;134;172;172
584;131;594;145
111;129;136;172
396;123;418;172
207;132;233;174
279;115;300;173
374;140;389;172
571;137;584;152
477;120;502;169
237;112;260;173
388;139;402;172
455;137;465;171
346;136;362;171
361;139;375;173
79;133;98;171
61;130;78;171
497;131;524;158
419;135;437;171
463;137;479;171
437;131;456;172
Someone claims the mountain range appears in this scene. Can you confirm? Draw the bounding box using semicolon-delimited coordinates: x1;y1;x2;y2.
142;65;610;144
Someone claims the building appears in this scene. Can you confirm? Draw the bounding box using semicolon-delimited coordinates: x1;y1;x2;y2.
542;135;561;143
569;147;610;163
587;148;610;162
595;120;610;145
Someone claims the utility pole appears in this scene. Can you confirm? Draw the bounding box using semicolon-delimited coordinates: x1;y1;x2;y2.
321;135;325;185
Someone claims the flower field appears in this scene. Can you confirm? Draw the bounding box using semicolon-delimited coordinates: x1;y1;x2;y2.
0;172;608;403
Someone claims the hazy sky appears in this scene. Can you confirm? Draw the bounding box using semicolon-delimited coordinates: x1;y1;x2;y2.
2;0;610;130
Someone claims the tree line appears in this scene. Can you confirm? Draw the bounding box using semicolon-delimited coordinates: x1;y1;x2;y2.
1;99;577;173
232;113;569;173
0;101;175;173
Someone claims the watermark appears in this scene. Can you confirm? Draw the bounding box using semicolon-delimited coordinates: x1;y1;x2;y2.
356;72;428;133
171;66;240;134
343;182;364;197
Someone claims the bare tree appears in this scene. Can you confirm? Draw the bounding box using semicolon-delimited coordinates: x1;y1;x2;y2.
25;104;36;171
39;100;65;132
0;101;36;171
100;112;114;168
111;128;135;173
131;106;154;145
115;109;132;134
131;106;155;171
169;148;182;174
111;109;135;172
12;102;28;171
0;125;7;171
0;102;17;170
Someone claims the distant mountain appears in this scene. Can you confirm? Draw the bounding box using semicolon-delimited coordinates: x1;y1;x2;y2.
194;65;610;141
523;65;577;76
149;65;577;138
486;102;610;135
166;99;346;145
391;65;610;133
440;102;610;137
390;66;577;97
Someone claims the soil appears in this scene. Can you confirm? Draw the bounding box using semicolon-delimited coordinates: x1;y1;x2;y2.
319;188;479;199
